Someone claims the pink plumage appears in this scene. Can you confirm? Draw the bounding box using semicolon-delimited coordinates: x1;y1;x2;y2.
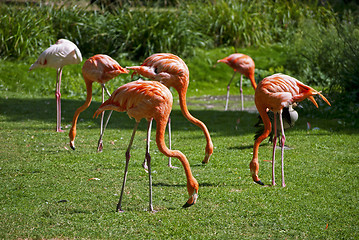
30;39;82;132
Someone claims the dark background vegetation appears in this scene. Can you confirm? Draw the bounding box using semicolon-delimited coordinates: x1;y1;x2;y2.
1;0;358;124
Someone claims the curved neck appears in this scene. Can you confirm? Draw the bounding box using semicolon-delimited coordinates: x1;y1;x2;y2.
155;118;194;181
176;87;213;156
248;72;257;90
253;106;271;160
69;79;93;141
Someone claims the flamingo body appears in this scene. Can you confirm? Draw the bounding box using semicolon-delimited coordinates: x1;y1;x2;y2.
94;80;198;211
30;39;82;132
128;53;213;165
69;54;129;150
217;53;256;110
29;39;82;70
250;73;330;186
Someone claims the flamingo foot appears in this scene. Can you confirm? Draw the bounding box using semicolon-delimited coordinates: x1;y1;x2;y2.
116;205;124;213
142;161;149;172
168;163;178;169
97;140;103;153
149;205;154;212
56;128;64;133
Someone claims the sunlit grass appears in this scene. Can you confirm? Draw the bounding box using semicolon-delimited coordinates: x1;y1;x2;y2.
0;88;358;239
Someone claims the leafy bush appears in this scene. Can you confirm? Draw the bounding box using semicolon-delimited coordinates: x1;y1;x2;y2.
0;5;55;60
0;0;342;61
285;12;359;125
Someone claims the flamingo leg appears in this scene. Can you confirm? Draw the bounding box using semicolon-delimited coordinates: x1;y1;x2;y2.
240;74;244;111
56;68;64;132
272;112;278;186
97;84;113;152
167;116;177;169
225;72;236;111
116;121;139;212
97;110;113;152
145;119;154;211
278;110;286;187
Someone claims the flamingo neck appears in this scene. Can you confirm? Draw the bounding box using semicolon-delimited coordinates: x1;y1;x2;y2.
249;72;257;90
69;79;93;144
155;119;194;181
176;87;213;157
253;106;271;160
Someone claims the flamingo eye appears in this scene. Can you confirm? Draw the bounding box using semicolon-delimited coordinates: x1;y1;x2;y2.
154;68;158;74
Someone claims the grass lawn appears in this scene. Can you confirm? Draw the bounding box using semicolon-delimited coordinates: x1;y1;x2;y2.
0;87;358;239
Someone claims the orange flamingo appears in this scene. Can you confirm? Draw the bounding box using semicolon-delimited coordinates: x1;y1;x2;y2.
250;74;330;187
127;53;213;166
217;53;256;111
69;54;129;151
29;39;82;132
93;80;199;212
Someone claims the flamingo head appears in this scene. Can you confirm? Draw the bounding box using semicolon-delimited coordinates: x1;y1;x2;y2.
183;178;199;208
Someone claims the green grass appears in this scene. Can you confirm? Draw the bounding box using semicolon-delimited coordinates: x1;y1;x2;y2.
1;86;358;238
1;45;358;238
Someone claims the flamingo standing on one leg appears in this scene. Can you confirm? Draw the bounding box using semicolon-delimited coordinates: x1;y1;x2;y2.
29;39;82;132
250;73;330;187
217;53;256;111
69;54;129;151
127;53;213;167
93;80;199;212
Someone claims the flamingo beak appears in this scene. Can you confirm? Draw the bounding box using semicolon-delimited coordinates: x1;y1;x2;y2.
202;152;211;164
70;141;75;150
182;192;198;208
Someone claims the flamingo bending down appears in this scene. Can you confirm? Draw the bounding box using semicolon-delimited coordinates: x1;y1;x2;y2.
69;54;129;151
250;74;330;187
217;53;256;111
29;39;82;132
93;80;199;212
254;104;299;146
127;53;213;166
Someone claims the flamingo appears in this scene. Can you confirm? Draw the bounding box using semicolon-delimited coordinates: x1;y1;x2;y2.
217;53;256;111
29;39;82;132
93;80;199;212
250;73;330;187
127;53;213;167
254;104;299;146
69;54;129;151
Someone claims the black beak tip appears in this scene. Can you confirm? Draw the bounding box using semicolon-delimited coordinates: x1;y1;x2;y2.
255;180;265;185
182;202;194;208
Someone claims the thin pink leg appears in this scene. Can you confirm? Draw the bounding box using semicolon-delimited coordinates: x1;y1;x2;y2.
278;111;286;187
271;112;277;186
145;119;154;211
116;121;139;212
225;72;236;111
167;117;177;169
240;74;244;111
56;68;64;132
97;84;112;152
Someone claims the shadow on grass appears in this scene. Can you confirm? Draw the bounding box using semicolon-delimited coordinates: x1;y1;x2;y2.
0;96;350;135
0;96;259;136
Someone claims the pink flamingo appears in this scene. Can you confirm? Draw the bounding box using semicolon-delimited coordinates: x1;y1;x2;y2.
29;39;82;132
217;53;256;111
250;74;330;187
94;80;198;212
127;53;213;167
69;54;129;151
